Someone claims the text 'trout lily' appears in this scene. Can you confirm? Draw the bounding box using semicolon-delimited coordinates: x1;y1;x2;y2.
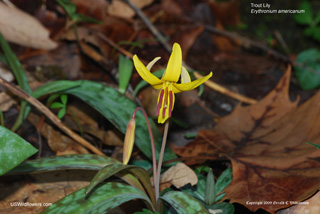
133;43;212;123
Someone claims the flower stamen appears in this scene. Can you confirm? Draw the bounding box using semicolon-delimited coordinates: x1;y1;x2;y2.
157;90;164;116
169;90;173;118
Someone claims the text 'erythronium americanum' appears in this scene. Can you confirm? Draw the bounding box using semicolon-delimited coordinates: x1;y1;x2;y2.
133;43;212;123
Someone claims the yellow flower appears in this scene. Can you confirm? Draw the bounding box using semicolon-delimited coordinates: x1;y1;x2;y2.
133;43;212;123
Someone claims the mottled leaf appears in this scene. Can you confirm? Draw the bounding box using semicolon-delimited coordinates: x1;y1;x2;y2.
8;154;119;174
86;163;156;208
86;163;132;194
160;191;209;214
64;80;176;162
42;182;154;214
0;126;37;175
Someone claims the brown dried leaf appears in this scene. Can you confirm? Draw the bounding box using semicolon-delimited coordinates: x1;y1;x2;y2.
28;113;89;155
0;2;57;50
173;67;320;213
160;163;198;189
0;92;16;112
277;191;320;214
108;0;153;19
0;171;93;213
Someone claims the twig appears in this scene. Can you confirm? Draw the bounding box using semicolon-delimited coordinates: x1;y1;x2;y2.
121;0;171;53
0;77;105;156
203;25;292;63
194;72;257;104
274;30;290;55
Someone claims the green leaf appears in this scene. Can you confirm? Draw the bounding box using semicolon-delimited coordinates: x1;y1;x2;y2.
0;33;31;94
32;81;80;99
306;142;320;149
205;202;234;214
0;32;32;132
57;108;66;119
86;164;156;208
56;0;101;24
75;13;102;24
134;209;160;214
294;1;313;25
0;126;37;175
8;154;119;174
60;94;68;105
56;0;76;19
64;80;176;162
215;168;232;202
160;191;209;214
294;48;320;90
86;163;130;195
50;102;65;109
205;168;216;205
180;171;206;202
128;167;156;207
42;182;154;214
132;160;152;171
118;54;133;94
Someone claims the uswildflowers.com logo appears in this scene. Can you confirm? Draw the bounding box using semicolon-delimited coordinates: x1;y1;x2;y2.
10;202;52;207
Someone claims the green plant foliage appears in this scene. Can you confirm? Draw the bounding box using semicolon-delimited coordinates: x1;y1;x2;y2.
41;182;153;214
0;33;31;94
306;142;320;149
294;1;313;25
50;94;68;119
294;48;320;90
132;160;152;171
8;154;119;174
160;191;209;214
215;168;232;202
63;80;176;162
294;0;320;42
86;164;134;195
0;33;32;131
56;0;102;24
32;81;80;98
118;54;133;94
0;126;37;175
205;169;216;205
134;209;160;214
86;163;156;208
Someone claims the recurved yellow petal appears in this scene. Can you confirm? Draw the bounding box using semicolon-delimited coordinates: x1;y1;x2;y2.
133;55;162;86
173;72;213;93
162;43;182;83
123;118;136;165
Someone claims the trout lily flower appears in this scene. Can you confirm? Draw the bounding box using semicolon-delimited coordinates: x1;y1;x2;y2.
133;43;212;123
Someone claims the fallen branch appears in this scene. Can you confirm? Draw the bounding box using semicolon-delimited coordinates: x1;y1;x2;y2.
0;77;105;156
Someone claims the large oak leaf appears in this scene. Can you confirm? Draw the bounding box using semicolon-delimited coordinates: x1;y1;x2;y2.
173;67;320;213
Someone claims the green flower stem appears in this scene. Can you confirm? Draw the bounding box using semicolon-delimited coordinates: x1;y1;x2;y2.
155;120;169;209
132;107;158;201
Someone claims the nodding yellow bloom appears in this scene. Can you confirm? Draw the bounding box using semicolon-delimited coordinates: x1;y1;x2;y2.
133;43;212;123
